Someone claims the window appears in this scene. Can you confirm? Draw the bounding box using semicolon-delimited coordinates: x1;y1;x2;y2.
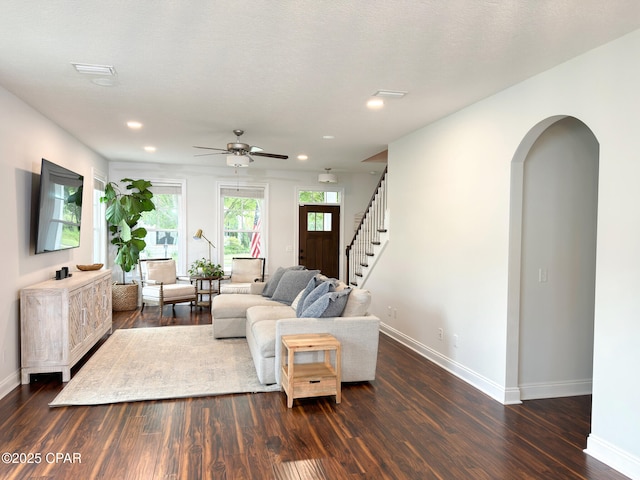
299;190;341;204
138;181;186;273
220;186;265;272
307;212;332;231
92;172;107;264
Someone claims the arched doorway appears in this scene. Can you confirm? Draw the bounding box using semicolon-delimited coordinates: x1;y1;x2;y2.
505;116;599;402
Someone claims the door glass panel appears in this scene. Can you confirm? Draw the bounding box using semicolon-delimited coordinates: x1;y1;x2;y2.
307;212;332;231
323;213;332;231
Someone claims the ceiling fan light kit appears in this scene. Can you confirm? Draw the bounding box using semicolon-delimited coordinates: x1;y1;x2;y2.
226;154;251;167
194;129;288;167
318;168;338;184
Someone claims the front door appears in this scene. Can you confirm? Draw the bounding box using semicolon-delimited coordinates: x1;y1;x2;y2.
298;205;340;278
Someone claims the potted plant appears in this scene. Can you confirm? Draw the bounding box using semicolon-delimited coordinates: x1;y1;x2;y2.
188;258;224;278
101;178;155;311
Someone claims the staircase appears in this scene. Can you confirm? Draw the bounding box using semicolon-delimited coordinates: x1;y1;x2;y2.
346;167;388;287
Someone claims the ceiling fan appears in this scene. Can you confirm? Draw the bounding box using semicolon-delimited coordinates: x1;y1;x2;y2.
193;129;288;167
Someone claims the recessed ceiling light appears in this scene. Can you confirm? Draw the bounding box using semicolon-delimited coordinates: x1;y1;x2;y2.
297;154;308;161
322;135;335;140
367;98;385;109
373;89;408;98
71;63;117;76
127;121;143;129
144;146;156;152
91;77;116;87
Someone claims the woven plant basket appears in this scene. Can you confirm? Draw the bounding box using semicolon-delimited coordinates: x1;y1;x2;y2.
112;283;138;311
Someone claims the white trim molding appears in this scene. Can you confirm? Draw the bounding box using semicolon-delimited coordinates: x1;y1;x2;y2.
586;434;640;480
380;323;512;405
0;370;20;400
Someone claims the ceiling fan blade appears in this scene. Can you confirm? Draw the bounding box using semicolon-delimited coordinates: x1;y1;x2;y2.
251;151;288;159
194;152;225;157
249;145;264;153
193;145;228;151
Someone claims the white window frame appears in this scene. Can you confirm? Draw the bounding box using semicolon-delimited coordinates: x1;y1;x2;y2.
218;182;268;274
92;169;107;265
139;178;188;275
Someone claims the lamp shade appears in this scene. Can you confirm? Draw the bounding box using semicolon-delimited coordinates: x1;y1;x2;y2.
318;172;338;183
227;155;251;167
193;229;203;239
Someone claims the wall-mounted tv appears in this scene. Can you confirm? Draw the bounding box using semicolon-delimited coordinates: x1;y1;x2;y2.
35;159;84;254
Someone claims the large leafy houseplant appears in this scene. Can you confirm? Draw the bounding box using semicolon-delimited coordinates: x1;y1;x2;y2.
101;178;155;284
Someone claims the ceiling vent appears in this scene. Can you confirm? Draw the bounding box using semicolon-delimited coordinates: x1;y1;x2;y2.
372;89;407;99
71;63;117;76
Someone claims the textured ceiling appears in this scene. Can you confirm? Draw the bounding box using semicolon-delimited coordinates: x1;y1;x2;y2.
1;1;639;173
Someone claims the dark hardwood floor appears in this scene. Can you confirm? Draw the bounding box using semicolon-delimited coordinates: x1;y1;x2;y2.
0;306;628;479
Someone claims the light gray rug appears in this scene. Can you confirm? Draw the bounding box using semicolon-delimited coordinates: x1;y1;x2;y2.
49;325;280;407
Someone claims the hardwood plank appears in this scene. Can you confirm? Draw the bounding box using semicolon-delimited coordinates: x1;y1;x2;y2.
0;305;630;480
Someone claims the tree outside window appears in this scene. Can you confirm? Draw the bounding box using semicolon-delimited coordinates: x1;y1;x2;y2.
222;187;264;272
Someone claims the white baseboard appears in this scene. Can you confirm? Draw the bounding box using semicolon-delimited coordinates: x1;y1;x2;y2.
380;323;509;404
519;379;592;400
586;434;640;480
0;369;20;400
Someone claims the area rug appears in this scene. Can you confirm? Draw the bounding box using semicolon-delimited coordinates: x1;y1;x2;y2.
49;325;280;407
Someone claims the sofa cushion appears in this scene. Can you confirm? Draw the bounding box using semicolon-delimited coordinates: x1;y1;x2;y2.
261;265;304;297
271;269;319;305
212;294;282;319
146;260;176;285
342;288;371;317
300;288;351;318
247;305;296;326
219;282;251;294
247;305;296;357
141;283;194;300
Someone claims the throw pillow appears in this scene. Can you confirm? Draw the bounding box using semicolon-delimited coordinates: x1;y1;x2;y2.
293;276;317;314
261;265;304;297
300;288;352;318
271;269;320;305
341;288;371;317
299;279;333;315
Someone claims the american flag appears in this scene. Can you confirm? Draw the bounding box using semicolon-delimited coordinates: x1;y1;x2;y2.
250;209;261;258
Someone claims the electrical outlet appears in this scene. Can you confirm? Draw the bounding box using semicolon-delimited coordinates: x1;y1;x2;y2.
438;328;444;341
454;334;459;348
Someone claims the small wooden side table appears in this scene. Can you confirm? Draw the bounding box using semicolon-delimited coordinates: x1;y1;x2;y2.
190;276;221;310
280;333;341;408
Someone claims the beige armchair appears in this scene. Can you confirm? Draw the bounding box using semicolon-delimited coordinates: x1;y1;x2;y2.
139;259;197;317
220;257;265;294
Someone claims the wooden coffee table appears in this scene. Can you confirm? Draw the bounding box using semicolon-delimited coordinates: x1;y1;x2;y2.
280;333;341;408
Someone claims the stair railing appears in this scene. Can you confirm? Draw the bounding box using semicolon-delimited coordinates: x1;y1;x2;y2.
346;166;388;286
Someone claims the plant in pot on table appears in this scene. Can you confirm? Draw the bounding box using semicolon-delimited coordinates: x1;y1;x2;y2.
101;178;155;311
188;258;224;278
188;258;224;307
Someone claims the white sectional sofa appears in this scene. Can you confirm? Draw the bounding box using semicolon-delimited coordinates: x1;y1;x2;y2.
211;267;380;385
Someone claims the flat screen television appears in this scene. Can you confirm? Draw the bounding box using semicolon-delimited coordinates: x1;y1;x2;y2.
35;159;84;254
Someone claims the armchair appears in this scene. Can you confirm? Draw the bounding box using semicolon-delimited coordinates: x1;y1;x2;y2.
139;259;197;317
219;257;265;294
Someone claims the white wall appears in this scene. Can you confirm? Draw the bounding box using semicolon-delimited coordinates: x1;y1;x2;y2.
367;29;640;478
1;85;109;398
519;117;598;399
108;162;380;278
